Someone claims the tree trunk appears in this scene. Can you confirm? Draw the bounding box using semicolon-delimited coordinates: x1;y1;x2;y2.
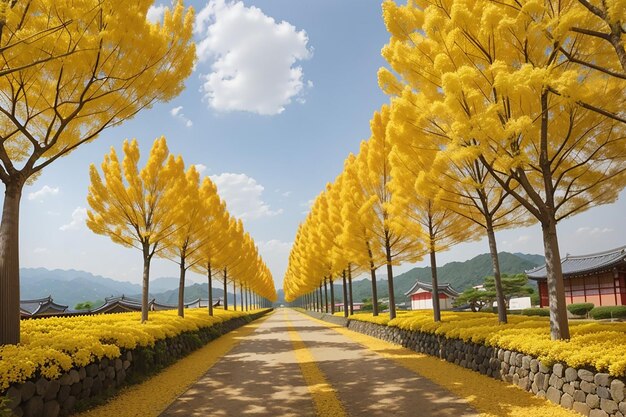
486;223;507;324
542;220;570;340
207;264;213;316
233;280;237;311
430;244;441;322
385;232;396;320
323;278;328;313
318;285;323;311
330;278;335;314
223;268;228;310
368;243;379;316
342;270;349;318
177;256;186;318
0;182;23;344
348;267;354;316
141;243;151;323
240;283;244;311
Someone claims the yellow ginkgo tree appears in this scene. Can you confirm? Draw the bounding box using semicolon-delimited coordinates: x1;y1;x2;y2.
86;137;185;322
0;0;194;344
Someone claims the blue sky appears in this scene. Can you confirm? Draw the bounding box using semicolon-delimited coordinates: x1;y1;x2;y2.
16;0;626;290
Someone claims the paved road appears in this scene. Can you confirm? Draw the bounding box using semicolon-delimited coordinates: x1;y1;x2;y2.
159;309;477;417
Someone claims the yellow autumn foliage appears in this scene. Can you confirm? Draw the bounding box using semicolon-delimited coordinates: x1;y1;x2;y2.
0;309;258;390
347;311;626;376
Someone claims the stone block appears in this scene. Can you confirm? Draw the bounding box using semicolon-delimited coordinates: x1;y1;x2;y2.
563;383;575;396
611;380;626;402
574;390;587;403
547;386;562;404
69;370;80;384
582;380;598;394
600;398;618;414
58;374;72;387
539;362;551;373
44;380;60;401
561;393;574;409
82;376;93;390
70;383;81;396
589;410;608;417
579;369;595;382
6;386;21;409
78;367;86;381
35;378;49;396
57;385;70;404
23;395;44;417
43;400;60;417
565;367;579;382
573;401;591;416
597;386;611;399
530;359;539;373
553;363;564;378
86;364;99;377
587;393;600;409
61;396;76;414
522;356;532;370
595;373;611;387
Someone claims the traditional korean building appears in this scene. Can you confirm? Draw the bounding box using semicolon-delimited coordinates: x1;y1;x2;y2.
20;296;68;318
90;295;150;314
184;298;222;309
405;281;460;310
527;245;626;308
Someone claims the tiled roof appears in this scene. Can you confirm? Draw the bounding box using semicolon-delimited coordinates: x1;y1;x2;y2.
20;296;68;315
527;245;626;279
405;280;460;297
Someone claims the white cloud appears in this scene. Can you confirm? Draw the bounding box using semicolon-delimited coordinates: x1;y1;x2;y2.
194;164;208;174
576;227;614;236
210;173;282;220
28;185;59;201
147;4;166;23
33;247;47;254
170;106;193;127
281;191;292;198
299;198;314;215
257;239;292;286
195;0;313;115
60;207;88;231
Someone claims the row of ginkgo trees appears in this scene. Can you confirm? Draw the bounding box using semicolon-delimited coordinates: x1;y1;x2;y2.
87;137;277;322
284;0;626;341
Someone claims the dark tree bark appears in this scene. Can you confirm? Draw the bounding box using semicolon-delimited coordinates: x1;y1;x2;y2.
330;278;335;314
348;268;354;316
368;244;379;316
207;263;213;316
342;270;349;318
0;182;23;344
141;243;152;323
223;268;228;310
384;231;396;320
177;256;186;318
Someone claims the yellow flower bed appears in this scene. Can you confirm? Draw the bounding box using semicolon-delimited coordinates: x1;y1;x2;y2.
0;309;256;391
347;310;626;376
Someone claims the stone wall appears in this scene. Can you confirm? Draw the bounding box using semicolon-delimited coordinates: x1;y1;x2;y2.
311;312;626;417
3;310;270;417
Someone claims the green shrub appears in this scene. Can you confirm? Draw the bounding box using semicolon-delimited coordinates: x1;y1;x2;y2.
589;306;626;320
567;303;595;316
521;307;550;316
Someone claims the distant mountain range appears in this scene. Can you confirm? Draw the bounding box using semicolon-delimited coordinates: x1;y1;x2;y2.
19;268;218;309
20;251;544;308
280;251;545;304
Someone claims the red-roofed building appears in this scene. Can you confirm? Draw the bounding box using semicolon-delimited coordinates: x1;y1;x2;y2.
527;245;626;307
405;281;459;311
